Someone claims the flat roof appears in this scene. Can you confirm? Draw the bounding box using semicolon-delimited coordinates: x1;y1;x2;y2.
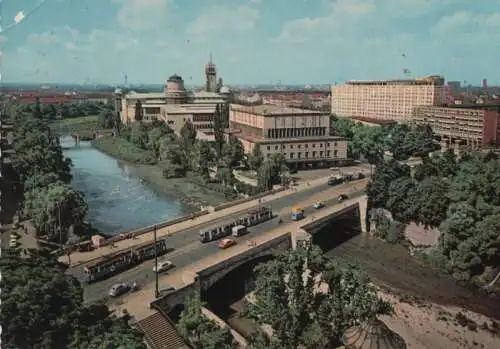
417;104;500;112
230;104;328;116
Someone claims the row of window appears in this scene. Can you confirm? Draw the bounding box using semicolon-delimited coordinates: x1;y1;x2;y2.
281;150;339;159
266;142;338;151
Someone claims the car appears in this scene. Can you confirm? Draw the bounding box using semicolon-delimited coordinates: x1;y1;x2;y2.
313;201;325;209
153;260;174;273
338;194;348;202
158;285;176;297
108;283;130;297
218;238;237;249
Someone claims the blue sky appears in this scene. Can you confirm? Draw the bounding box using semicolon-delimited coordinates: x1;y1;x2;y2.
1;0;499;85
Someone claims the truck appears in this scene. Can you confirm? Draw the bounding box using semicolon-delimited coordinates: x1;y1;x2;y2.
327;175;345;186
291;207;304;221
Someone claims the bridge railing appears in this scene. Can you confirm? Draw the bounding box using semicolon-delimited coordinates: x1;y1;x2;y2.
56;187;287;256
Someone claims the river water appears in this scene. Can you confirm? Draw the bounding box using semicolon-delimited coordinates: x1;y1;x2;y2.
60;136;186;235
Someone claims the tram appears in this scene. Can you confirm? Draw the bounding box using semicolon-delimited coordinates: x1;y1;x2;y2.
199;206;273;243
83;238;168;283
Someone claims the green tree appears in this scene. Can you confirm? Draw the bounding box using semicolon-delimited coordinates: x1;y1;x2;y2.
223;135;245;167
247;247;393;348
386;177;417;224
413;176;450;229
213;104;226;159
0;250;146;349
98;109;114;129
248;144;264;171
257;154;288;191
192;140;216;178
366;160;411;208
178;296;237;349
330;115;355;139
134;100;143;121
352;125;386;172
23;181;88;242
180;120;197;151
11;117;72;185
129;122;149;149
33;97;43;119
386;123;411;161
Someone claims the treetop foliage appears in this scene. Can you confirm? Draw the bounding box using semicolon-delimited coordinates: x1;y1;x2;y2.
0;250;146;349
367;149;500;284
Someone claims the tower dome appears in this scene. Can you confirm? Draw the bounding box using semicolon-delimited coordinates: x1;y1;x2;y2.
164;74;187;104
220;86;231;94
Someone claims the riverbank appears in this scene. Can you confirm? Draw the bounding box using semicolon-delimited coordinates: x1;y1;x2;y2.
91;136;227;210
50;115;100;133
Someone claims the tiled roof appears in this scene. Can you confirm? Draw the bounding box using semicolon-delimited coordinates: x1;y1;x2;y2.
134;311;191;349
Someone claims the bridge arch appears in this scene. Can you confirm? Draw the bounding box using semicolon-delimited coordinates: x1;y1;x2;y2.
201;254;276;308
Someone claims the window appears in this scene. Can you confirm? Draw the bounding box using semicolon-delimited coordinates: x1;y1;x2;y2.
267;146;270;150
290;144;294;148
305;152;309;158
334;142;337;146
298;144;302;149
305;144;308;148
312;144;316;148
290;152;294;158
298;152;302;158
312;151;316;157
275;145;279;150
320;151;324;157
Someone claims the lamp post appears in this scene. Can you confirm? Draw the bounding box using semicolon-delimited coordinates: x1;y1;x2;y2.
154;225;159;298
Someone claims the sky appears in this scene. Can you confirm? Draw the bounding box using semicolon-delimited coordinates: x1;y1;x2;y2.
1;0;499;85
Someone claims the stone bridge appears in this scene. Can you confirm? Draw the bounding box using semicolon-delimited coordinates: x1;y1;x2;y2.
301;195;368;234
150;233;292;314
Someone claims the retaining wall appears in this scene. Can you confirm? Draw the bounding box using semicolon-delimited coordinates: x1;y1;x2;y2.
213;188;285;212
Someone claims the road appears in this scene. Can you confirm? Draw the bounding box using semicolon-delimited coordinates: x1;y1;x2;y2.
81;182;364;304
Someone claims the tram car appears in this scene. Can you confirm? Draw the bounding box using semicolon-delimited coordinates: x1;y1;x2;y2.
83;238;168;283
199;206;273;243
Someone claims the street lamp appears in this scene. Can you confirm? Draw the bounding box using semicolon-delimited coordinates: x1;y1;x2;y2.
154;225;160;298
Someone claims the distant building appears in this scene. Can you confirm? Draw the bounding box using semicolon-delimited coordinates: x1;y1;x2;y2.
413;104;500;152
227;104;348;168
331;75;446;122
117;58;231;137
482;78;488;89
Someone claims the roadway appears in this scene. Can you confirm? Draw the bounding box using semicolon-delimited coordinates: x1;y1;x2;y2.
81;181;366;304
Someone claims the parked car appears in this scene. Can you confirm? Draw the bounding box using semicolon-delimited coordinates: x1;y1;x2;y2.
153;260;174;273
338;194;349;202
158;285;176;297
313;201;325;209
108;283;130;297
218;238;237;249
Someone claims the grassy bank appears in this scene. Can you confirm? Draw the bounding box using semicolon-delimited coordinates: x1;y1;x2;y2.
92;136;227;208
50;115;101;134
91;136;156;164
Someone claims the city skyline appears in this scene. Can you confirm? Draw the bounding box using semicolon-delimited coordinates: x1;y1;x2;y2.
1;0;499;85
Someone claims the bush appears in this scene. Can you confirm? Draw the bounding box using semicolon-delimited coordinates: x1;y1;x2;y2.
386;220;405;244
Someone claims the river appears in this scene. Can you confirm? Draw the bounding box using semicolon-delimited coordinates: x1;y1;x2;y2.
61;136;188;236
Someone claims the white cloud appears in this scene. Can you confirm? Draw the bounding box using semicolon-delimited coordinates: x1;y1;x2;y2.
27;31;59;45
112;0;172;30
187;5;259;41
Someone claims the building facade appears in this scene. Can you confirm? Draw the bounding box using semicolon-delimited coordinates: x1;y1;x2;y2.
117;59;231;136
331;75;446;122
413;105;500;151
228;104;347;168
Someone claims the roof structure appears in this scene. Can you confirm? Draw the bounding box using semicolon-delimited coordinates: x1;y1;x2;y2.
343;319;407;349
134;311;191;349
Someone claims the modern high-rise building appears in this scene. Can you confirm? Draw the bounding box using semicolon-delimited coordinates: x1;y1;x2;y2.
331;75;446;122
482;78;488;89
413;104;500;151
227;104;348;168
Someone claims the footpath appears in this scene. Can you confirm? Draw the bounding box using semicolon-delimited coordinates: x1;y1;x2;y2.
62;176;336;266
109;185;366;321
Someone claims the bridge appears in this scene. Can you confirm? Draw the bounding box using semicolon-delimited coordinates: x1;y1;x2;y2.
61;177;367;267
110;195;368;321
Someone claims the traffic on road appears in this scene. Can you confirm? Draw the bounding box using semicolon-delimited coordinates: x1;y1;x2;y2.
82;185;363;305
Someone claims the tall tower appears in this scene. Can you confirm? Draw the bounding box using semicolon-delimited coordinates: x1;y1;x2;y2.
205;53;217;92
